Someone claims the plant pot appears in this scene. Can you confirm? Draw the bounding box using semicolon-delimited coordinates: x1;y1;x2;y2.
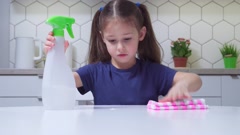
173;57;188;67
223;57;237;68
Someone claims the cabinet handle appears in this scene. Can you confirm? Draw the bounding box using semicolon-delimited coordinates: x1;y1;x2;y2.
37;97;42;102
230;75;239;79
38;74;43;79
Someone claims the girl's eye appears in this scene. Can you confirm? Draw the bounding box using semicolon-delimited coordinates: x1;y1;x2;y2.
124;38;131;41
109;40;116;43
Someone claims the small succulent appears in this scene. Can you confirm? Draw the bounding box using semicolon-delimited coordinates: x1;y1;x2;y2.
219;43;240;58
171;38;192;58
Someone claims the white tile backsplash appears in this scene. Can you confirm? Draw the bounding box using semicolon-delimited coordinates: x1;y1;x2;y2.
9;0;240;68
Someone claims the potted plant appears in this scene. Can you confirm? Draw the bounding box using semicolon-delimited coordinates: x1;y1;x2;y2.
171;38;192;67
219;43;239;68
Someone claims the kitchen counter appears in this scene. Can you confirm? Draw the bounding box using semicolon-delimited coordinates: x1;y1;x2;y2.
0;105;240;135
0;68;239;75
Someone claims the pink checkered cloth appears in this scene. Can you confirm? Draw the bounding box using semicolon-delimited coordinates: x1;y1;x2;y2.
147;98;208;110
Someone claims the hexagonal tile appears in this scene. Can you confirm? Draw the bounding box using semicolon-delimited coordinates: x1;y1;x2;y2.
144;2;157;22
9;40;16;63
65;24;81;43
191;21;212;44
213;0;234;7
188;41;201;63
73;61;81;68
70;2;91;25
235;24;240;42
213;21;234;44
180;3;201;25
48;2;69;17
60;0;79;6
161;61;169;67
191;59;212;68
38;0;57;6
152;21;168;43
147;0;167;6
82;0;101;6
158;2;179;25
26;2;47;25
236;0;240;4
10;2;25;25
170;0;190;6
103;0;112;3
130;0;147;3
202;2;223;25
15;21;36;37
191;0;211;7
169;21;190;41
168;62;175;68
9;63;14;68
202;40;222;63
237;62;240;68
37;22;52;42
213;60;224;68
72;40;89;64
16;0;35;6
224;2;240;25
92;2;106;19
160;40;172;64
81;21;92;43
10;24;14;40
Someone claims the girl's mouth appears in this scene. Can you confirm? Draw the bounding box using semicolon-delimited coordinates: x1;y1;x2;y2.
118;54;127;57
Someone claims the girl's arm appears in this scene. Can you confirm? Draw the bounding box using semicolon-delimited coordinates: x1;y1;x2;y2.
159;72;202;102
74;72;83;88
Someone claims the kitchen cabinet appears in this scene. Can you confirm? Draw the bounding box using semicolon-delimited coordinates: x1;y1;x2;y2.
0;75;42;107
0;98;42;107
0;74;94;107
1;73;240;107
0;76;42;96
221;75;240;106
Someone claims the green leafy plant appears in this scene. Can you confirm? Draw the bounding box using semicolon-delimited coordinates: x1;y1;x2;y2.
171;38;192;58
219;43;240;58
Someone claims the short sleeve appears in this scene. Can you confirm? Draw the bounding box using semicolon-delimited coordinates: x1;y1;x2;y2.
153;64;177;96
76;65;95;95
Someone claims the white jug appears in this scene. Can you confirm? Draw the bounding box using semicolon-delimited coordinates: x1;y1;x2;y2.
15;37;43;68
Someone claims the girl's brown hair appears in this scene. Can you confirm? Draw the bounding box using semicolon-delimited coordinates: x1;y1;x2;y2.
88;0;162;64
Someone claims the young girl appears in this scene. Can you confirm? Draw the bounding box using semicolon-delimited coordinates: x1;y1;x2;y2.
44;0;202;105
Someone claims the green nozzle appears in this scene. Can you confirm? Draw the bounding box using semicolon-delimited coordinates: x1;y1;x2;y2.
46;16;75;38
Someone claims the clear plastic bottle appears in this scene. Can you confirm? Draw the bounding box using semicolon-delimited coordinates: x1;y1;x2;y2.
42;16;77;110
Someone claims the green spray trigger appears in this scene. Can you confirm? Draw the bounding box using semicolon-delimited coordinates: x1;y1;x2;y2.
46;16;75;38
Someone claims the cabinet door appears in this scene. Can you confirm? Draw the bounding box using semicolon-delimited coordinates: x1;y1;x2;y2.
0;76;42;97
191;75;222;106
222;75;240;106
0;98;42;107
191;75;221;97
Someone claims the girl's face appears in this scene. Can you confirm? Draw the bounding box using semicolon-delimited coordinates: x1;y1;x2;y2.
102;19;146;69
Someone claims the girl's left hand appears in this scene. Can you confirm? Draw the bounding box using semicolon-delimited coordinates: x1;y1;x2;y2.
158;83;192;102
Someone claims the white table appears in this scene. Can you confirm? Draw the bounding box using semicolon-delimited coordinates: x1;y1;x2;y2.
0;105;240;135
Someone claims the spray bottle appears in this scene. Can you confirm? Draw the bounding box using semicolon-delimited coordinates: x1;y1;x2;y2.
42;16;76;110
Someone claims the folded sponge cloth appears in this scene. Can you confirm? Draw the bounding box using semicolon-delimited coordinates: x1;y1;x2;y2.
147;98;208;110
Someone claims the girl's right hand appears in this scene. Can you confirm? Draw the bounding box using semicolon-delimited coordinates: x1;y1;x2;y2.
44;31;69;54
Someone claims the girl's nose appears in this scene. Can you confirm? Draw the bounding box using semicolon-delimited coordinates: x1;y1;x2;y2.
117;42;125;50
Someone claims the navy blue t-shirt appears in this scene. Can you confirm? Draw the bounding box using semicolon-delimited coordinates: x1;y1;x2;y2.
76;59;177;105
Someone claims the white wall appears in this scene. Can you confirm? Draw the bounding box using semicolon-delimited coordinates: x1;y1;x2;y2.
0;0;10;68
8;0;240;68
